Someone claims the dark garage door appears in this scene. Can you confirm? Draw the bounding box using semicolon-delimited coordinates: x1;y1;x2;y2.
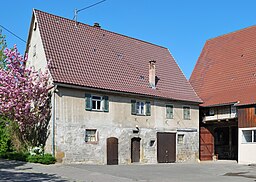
157;132;176;163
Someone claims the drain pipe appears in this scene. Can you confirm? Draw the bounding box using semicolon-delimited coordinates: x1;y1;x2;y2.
52;85;58;157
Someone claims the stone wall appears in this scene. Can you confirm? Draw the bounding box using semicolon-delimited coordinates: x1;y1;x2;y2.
45;86;199;164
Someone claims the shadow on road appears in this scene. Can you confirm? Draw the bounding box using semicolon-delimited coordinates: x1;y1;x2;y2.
0;159;68;182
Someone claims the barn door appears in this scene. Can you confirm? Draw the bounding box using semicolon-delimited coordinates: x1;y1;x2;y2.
200;127;214;161
131;137;141;163
107;137;118;165
157;132;176;163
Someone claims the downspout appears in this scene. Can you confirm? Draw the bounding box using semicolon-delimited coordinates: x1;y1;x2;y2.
52;85;57;157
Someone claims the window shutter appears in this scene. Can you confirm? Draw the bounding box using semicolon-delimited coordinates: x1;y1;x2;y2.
85;94;92;111
131;100;136;115
103;96;109;112
146;101;151;116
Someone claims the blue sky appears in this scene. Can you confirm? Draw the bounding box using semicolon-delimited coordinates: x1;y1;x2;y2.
1;0;256;78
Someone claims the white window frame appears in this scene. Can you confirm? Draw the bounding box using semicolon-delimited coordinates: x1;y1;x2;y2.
177;134;184;144
242;129;256;143
166;104;174;119
85;129;98;143
92;95;103;111
183;106;191;120
136;101;145;115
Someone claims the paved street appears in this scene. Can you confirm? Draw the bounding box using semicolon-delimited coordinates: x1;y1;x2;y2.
0;159;256;182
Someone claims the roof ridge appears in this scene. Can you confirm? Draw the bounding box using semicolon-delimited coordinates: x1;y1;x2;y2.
206;25;256;42
33;9;168;50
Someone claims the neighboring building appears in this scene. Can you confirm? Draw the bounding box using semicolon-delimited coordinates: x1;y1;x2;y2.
26;9;201;164
190;26;256;164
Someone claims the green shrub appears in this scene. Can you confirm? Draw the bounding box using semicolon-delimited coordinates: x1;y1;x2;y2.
0;117;13;153
27;154;56;165
0;152;29;161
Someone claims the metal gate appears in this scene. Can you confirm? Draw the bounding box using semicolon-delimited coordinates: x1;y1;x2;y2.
131;137;141;163
157;132;176;163
107;137;118;165
200;127;214;161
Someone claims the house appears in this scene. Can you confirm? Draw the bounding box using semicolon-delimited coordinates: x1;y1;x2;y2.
25;9;202;164
190;26;256;164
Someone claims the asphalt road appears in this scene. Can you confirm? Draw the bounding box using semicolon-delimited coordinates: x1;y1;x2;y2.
0;159;256;182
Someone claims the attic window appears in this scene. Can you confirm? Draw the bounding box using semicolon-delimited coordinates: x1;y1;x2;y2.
33;22;37;31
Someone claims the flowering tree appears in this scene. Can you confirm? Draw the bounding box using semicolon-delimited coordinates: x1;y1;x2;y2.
0;45;51;150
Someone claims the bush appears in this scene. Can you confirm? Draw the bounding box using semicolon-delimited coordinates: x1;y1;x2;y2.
0;152;56;165
0;117;13;153
0;152;29;161
27;154;56;165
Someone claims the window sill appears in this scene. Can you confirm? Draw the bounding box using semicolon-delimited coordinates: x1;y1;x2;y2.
136;114;146;116
85;141;99;145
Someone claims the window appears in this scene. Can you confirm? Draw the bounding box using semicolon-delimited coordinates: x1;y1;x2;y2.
209;108;215;116
177;134;184;144
92;96;102;110
85;129;97;142
85;94;109;112
242;130;256;143
183;106;191;120
166;105;173;119
33;44;36;57
136;101;145;115
131;100;151;116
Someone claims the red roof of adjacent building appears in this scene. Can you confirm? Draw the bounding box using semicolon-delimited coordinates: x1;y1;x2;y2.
32;10;201;103
190;26;256;107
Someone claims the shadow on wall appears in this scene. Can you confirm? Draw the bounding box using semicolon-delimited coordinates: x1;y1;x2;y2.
0;159;67;182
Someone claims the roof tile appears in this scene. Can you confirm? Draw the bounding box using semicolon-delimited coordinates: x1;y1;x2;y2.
34;10;201;103
190;26;256;106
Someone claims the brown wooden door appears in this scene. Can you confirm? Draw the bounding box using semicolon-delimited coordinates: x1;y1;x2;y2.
131;137;141;163
200;127;214;161
107;137;118;165
157;132;176;163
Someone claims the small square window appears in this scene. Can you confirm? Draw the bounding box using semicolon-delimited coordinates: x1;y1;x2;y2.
178;134;184;144
242;130;252;143
149;140;155;147
183;106;191;120
85;129;97;143
166;105;173;119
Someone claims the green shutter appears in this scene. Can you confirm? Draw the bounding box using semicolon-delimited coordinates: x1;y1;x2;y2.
103;96;109;112
146;101;151;116
85;94;92;111
131;100;136;115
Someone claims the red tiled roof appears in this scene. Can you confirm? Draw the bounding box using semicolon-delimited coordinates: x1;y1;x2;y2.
190;26;256;106
34;9;201;103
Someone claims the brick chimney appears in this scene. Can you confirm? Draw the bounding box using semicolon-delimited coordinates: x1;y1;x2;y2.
149;60;156;88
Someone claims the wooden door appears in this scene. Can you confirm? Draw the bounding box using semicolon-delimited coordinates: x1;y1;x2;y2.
131;137;141;163
107;137;118;165
157;132;176;163
200;127;214;161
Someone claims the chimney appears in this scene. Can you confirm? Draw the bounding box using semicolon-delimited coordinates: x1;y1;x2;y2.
93;22;101;28
149;60;156;88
